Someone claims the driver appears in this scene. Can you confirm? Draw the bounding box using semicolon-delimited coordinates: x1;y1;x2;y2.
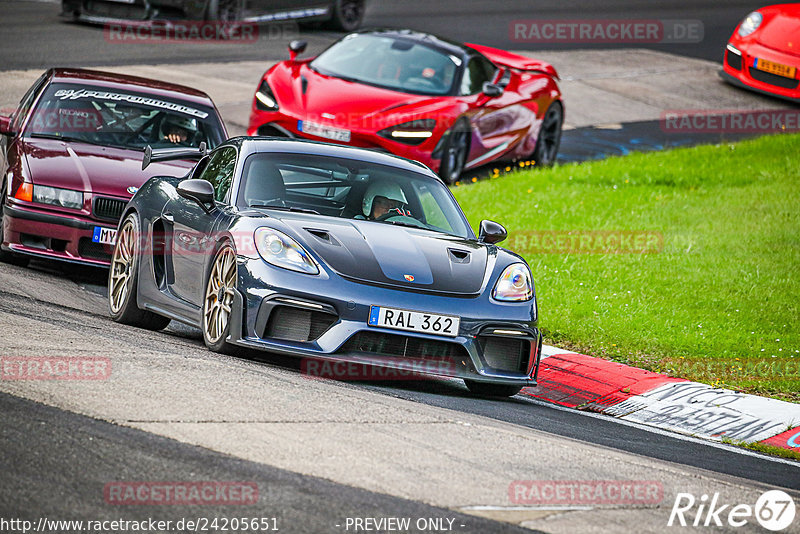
359;181;412;220
161;115;197;145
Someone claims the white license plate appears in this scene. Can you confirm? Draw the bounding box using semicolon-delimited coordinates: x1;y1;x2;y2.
368;306;460;337
299;120;351;142
92;226;117;246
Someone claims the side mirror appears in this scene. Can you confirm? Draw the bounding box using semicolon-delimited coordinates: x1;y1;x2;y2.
288;40;307;61
478;219;507;244
177;179;215;209
0;115;14;135
481;82;504;98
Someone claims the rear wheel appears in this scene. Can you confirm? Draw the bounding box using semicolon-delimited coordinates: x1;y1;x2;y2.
108;212;171;330
531;101;563;167
0;192;29;267
465;380;523;398
326;0;365;31
438;120;470;184
202;242;238;354
206;0;243;21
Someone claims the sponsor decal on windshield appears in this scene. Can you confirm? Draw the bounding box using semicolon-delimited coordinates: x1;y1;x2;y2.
53;88;209;119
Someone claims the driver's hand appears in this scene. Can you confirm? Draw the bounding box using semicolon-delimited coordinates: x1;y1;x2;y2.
166;133;184;143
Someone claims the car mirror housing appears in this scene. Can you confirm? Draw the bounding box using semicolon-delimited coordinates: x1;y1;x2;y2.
0;114;14;135
177;179;215;210
481;82;504;98
479;219;507;244
289;40;308;61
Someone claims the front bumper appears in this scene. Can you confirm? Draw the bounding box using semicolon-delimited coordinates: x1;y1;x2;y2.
226;257;541;386
2;202;119;266
722;41;800;104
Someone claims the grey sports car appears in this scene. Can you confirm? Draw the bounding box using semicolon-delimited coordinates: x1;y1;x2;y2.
109;137;542;396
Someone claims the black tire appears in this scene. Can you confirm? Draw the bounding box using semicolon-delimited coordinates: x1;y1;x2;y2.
531;101;563;167
206;0;243;21
326;0;365;31
202;242;238;355
108;212;171;331
438;119;470;184
465;380;523;398
0;191;30;267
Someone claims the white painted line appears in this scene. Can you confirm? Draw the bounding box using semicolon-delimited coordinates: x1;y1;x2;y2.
540;344;576;360
518;395;800;469
461;505;594;511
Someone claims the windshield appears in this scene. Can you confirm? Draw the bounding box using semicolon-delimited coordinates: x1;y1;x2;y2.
310;34;461;96
24;83;226;150
238;153;472;239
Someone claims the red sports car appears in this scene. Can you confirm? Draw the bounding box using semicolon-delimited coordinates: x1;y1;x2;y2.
0;68;227;267
247;30;564;183
721;3;800;103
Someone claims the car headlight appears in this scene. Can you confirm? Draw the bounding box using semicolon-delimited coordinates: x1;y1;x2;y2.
254;227;318;275
378;119;436;145
493;263;533;302
254;80;279;111
738;11;762;37
32;185;83;210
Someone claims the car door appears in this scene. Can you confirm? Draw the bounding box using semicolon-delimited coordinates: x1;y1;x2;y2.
462;56;527;161
165;147;235;307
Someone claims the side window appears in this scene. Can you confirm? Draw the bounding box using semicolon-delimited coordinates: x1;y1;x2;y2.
459;56;497;96
13;73;48;132
413;182;454;233
198;147;236;202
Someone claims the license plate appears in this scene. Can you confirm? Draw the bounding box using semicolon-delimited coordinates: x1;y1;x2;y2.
92;226;117;246
368;306;460;337
754;58;797;79
298;120;351;142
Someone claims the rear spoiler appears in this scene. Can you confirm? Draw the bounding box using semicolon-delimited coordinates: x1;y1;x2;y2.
465;43;559;80
142;142;209;170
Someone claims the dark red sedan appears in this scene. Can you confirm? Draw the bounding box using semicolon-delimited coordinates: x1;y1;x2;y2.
0;68;227;267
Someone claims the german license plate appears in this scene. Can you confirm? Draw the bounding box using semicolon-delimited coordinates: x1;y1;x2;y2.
368;305;460;337
298;120;351;142
92;226;117;246
754;58;797;79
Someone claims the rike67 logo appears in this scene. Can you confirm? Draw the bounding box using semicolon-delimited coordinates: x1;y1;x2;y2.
669;490;796;531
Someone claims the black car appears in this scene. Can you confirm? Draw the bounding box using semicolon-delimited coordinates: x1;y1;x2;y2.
110;136;542;397
61;0;365;31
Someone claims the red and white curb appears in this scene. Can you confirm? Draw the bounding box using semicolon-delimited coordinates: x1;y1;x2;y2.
523;346;800;453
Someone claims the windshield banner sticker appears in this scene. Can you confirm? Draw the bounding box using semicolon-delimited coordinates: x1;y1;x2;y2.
53;89;209;119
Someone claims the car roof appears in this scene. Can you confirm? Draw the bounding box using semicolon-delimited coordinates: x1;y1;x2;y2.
48;68;215;107
225;136;440;178
349;29;479;61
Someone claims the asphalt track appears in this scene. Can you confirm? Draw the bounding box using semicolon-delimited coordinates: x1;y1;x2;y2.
1;2;799;532
0;0;768;70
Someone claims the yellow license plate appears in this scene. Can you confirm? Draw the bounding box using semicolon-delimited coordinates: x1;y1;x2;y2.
755;58;797;79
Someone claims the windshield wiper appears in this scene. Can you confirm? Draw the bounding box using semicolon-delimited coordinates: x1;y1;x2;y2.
382;219;428;230
249;204;321;215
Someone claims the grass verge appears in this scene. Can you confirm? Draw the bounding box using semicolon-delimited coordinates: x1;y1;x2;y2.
453;133;800;402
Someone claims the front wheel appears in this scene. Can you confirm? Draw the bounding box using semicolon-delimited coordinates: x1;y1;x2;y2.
531;101;563;167
326;0;365;31
108;212;171;330
438;120;470;184
205;0;243;21
202;242;238;354
464;380;523;398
